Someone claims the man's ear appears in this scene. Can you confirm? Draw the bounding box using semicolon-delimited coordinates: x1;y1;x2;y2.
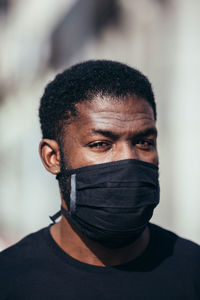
39;139;61;175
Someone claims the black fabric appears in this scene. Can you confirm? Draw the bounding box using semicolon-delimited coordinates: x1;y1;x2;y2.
58;159;160;248
0;223;200;300
60;159;159;210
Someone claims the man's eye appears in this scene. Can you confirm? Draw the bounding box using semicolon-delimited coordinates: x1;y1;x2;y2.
135;139;154;148
88;141;111;150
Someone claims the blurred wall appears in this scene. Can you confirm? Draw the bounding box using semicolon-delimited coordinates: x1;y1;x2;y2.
0;0;200;249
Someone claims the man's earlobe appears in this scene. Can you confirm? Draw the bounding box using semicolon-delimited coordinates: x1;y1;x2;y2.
39;139;61;175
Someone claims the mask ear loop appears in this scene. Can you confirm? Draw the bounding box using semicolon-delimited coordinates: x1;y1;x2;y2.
49;210;61;224
49;172;63;223
50;173;76;223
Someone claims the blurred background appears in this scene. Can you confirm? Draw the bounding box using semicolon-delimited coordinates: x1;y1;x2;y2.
0;0;200;250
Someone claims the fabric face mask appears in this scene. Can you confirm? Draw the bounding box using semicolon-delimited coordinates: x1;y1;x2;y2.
52;159;160;249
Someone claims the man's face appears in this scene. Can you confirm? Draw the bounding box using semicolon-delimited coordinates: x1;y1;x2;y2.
61;96;158;170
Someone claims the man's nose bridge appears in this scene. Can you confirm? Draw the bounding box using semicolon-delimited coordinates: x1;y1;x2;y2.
117;143;138;160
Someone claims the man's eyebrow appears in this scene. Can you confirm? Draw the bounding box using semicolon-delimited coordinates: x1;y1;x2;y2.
133;128;157;140
90;129;119;139
89;128;157;139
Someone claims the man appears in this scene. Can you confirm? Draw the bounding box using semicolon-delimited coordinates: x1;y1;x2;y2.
0;60;200;299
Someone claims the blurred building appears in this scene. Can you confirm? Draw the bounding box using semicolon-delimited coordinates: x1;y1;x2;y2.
0;0;200;250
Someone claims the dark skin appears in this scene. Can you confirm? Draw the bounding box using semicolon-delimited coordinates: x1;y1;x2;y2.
39;96;158;266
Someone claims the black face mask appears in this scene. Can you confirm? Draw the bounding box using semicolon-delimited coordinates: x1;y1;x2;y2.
52;159;160;249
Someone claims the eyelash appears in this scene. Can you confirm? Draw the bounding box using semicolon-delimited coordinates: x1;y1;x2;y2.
88;141;110;149
134;139;155;146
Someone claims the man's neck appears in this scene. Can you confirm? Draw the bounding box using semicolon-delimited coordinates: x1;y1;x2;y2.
50;217;150;267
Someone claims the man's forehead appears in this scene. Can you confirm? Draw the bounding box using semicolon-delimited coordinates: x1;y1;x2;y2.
74;96;155;119
63;97;156;138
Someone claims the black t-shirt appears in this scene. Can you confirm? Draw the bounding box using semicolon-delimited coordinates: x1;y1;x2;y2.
0;223;200;300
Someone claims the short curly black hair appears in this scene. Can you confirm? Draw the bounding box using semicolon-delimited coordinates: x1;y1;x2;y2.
39;60;156;142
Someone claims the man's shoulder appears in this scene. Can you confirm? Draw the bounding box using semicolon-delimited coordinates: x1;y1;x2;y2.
150;223;200;267
0;226;49;268
0;226;61;298
150;222;200;247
